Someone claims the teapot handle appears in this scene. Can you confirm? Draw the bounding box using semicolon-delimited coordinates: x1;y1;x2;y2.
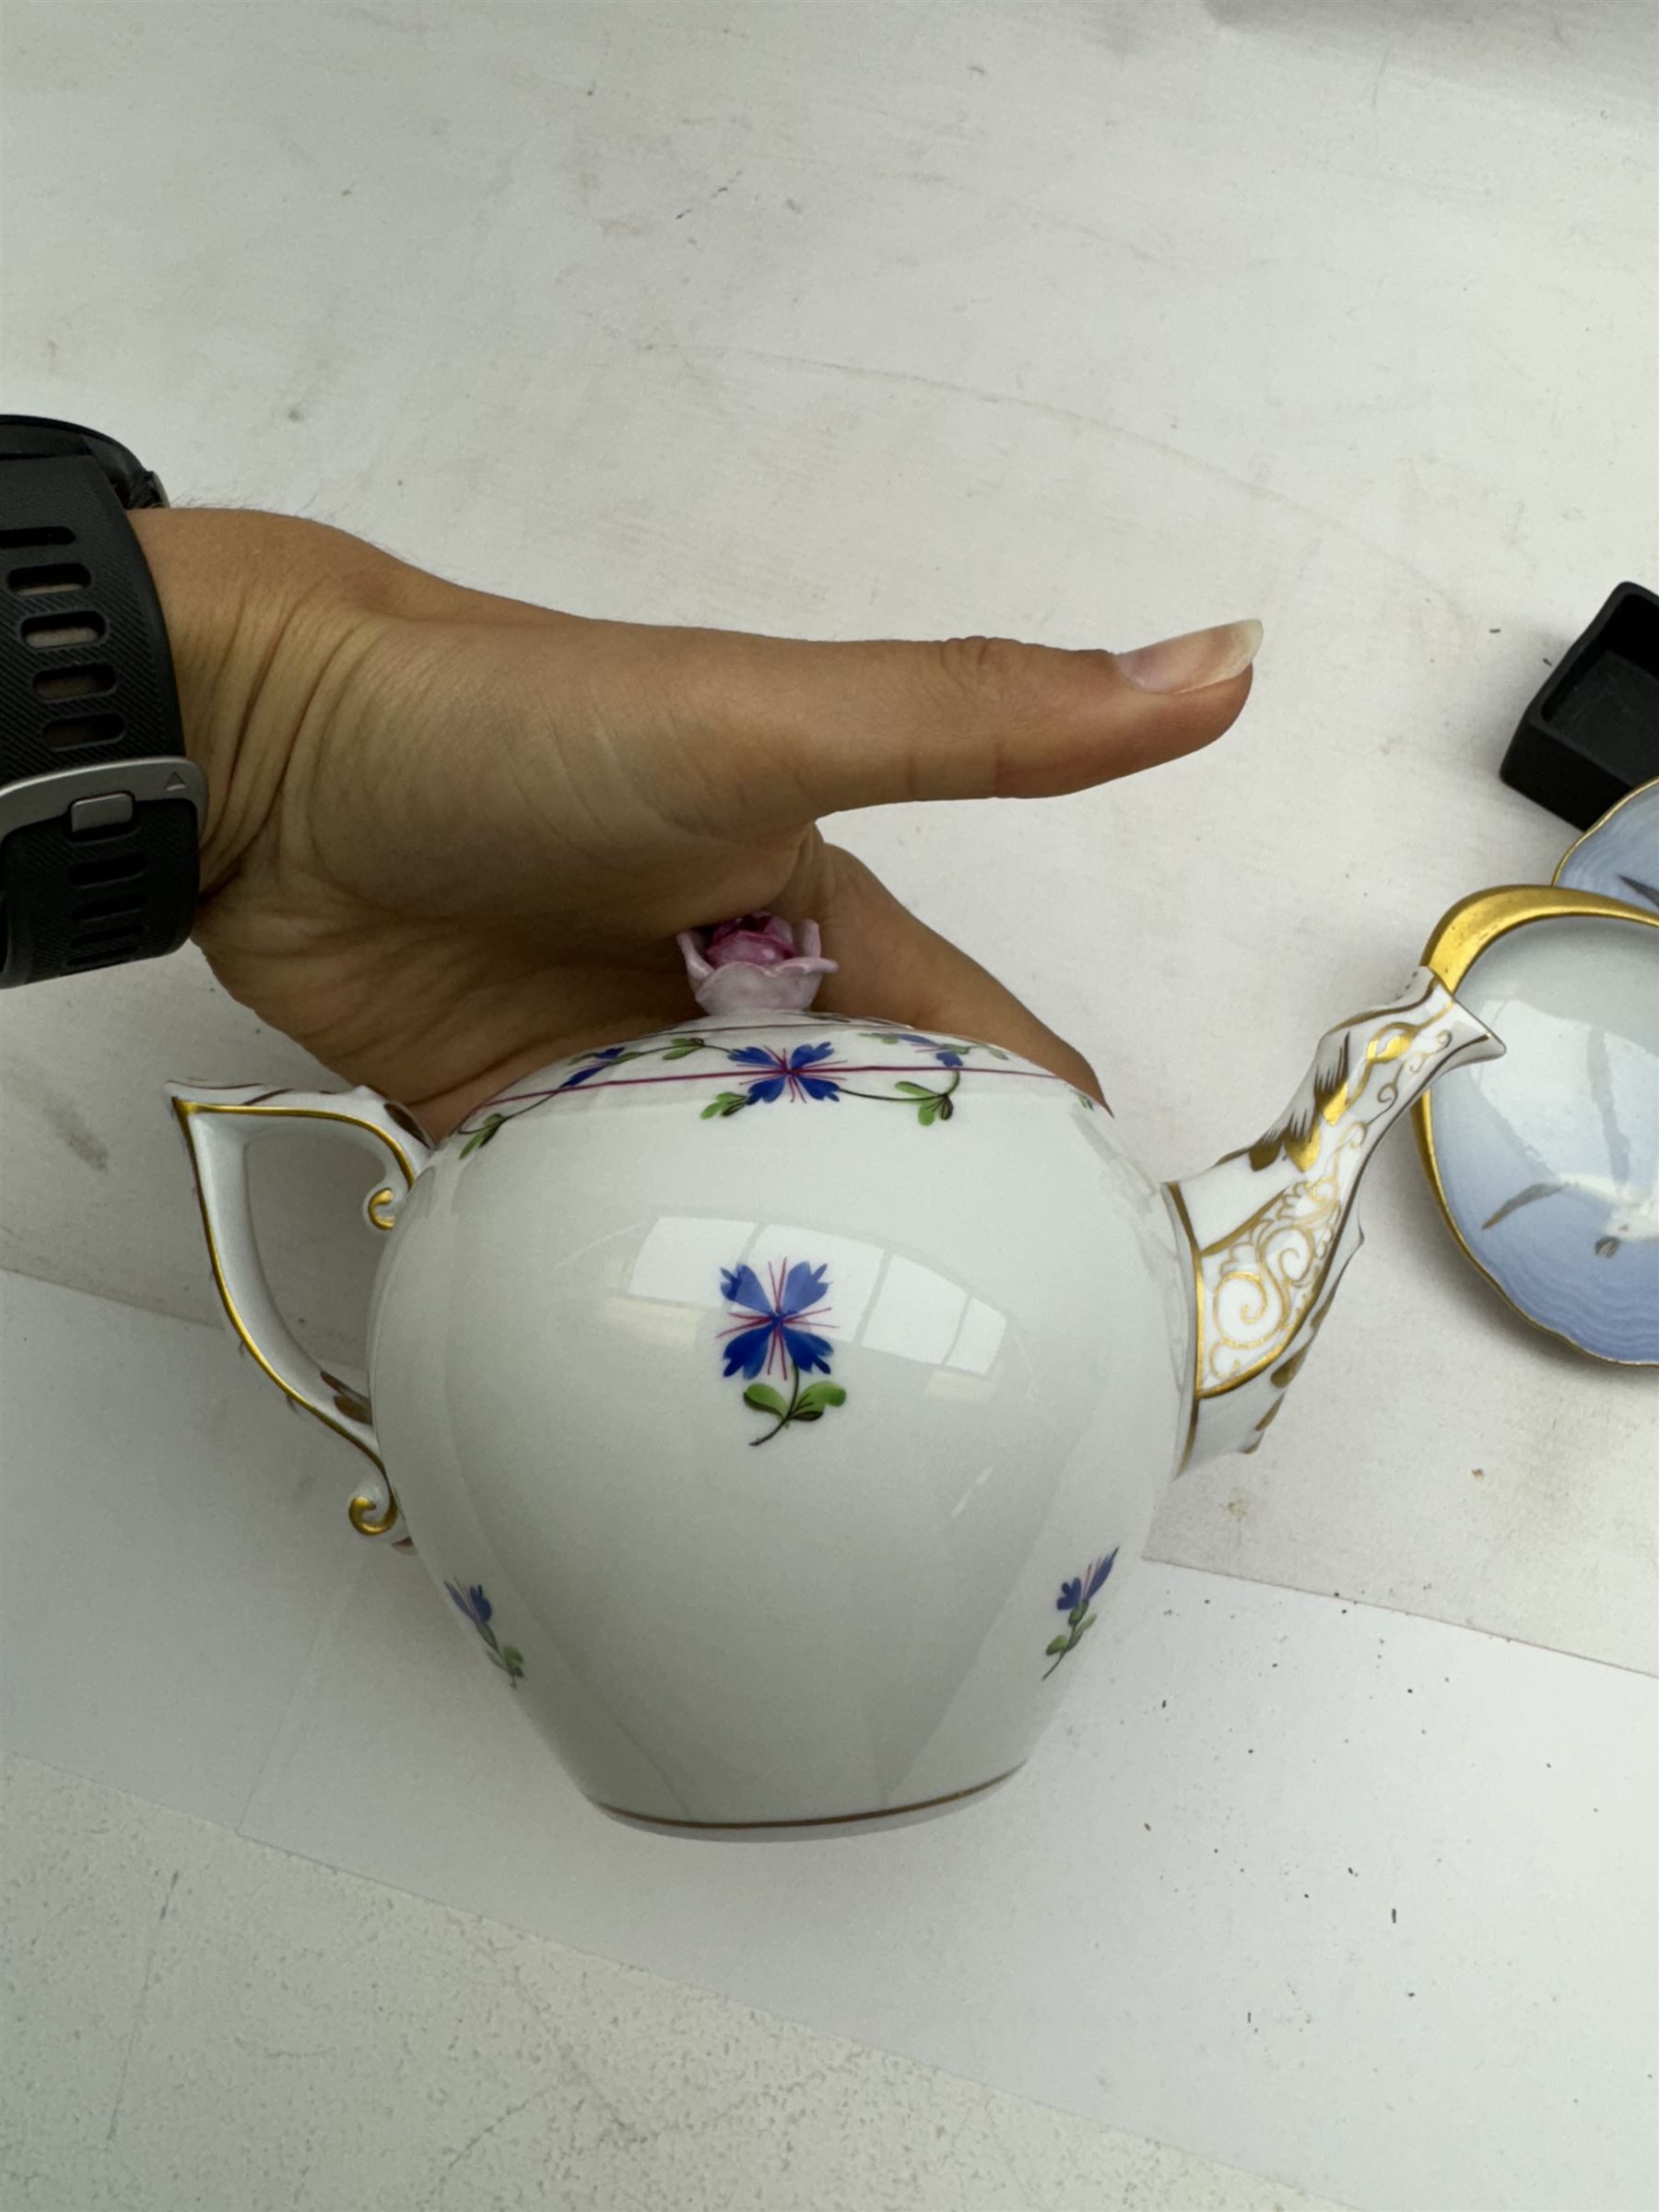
165;1082;434;1540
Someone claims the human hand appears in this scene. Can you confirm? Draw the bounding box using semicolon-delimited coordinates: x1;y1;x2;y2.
132;507;1257;1135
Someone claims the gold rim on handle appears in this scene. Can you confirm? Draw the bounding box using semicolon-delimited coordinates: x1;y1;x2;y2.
171;1095;421;1528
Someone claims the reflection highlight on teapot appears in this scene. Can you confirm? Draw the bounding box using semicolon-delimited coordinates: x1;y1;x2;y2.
622;1212;1007;1378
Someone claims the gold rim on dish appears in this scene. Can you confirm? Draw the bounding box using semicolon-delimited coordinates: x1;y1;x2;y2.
1551;775;1659;887
1413;884;1659;1365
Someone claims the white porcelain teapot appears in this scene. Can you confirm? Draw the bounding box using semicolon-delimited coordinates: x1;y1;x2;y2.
170;909;1504;1835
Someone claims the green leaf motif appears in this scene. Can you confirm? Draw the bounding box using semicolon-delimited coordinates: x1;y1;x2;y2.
663;1039;705;1060
894;1080;933;1096
460;1114;504;1159
917;1100;938;1126
744;1382;788;1416
701;1091;749;1120
937;1095;954;1121
793;1407;823;1422
1077;1612;1099;1636
795;1382;847;1414
1045;1635;1071;1655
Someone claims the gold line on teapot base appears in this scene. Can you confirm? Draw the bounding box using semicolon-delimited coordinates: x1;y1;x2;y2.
591;1764;1023;1832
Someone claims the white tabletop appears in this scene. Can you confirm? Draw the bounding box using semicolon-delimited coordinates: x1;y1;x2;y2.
2;6;1654;2207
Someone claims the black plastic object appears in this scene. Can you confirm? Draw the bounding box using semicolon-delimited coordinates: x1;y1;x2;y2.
0;421;195;985
1501;582;1659;830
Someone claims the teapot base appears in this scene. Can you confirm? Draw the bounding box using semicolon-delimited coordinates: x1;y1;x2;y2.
589;1763;1023;1841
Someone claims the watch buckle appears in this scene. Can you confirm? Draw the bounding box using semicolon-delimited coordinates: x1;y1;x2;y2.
0;758;206;850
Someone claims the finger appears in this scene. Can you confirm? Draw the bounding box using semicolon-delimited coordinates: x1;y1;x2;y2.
778;839;1106;1102
241;521;1254;819
666;618;1260;822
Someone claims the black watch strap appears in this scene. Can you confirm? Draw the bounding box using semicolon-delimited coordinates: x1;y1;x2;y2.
0;419;205;987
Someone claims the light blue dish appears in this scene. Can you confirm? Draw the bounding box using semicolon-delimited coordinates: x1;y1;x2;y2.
1427;912;1659;1363
1556;779;1659;911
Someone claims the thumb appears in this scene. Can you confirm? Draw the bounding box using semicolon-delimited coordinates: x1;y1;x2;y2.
674;618;1261;819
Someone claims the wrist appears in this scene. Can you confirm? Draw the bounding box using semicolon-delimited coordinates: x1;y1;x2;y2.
126;506;402;894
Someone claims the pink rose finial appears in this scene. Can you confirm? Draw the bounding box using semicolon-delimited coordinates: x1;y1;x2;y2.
677;912;837;1015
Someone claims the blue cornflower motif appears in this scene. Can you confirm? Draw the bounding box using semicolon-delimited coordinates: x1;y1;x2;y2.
446;1580;492;1629
559;1044;631;1088
874;1030;967;1067
719;1260;834;1380
1046;1549;1117;1677
725;1041;842;1104
1055;1553;1116;1612
443;1579;524;1688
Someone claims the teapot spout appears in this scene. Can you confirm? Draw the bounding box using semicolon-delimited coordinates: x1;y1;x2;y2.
1167;968;1502;1470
